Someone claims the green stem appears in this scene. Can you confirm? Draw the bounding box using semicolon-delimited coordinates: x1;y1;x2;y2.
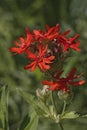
61;100;67;116
51;91;64;130
51;91;57;114
59;122;64;130
51;91;65;130
58;101;67;130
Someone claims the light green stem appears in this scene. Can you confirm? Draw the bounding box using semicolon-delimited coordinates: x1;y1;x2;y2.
51;91;57;114
51;91;65;130
61;100;67;116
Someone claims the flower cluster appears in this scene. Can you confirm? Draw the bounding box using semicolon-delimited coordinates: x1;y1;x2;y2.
42;68;85;92
10;24;85;92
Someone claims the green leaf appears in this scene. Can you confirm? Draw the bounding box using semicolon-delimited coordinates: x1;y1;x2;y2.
62;111;79;119
18;111;38;130
18;114;30;130
19;89;49;117
24;111;38;130
34;100;49;117
81;114;87;117
0;85;9;130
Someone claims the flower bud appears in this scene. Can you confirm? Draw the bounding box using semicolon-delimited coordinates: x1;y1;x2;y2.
58;90;72;102
36;85;50;102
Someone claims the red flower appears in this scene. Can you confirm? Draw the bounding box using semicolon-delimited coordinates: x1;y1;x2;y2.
9;28;33;54
24;44;55;71
42;68;85;92
58;34;80;52
33;24;60;42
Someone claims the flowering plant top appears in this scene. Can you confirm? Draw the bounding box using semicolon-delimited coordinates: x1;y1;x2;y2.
9;23;86;130
10;24;85;92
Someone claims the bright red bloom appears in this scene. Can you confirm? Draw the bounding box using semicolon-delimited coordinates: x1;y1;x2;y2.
33;24;60;42
9;28;33;54
58;34;80;52
42;68;85;92
24;44;55;71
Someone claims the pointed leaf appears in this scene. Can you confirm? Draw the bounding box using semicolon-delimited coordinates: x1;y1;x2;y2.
18;114;30;130
18;111;38;130
19;89;49;117
62;111;79;119
81;114;87;117
24;111;38;130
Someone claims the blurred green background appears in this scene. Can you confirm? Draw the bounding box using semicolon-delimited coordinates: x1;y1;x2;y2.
0;0;87;130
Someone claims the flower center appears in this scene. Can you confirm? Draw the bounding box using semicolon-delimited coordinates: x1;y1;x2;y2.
36;56;43;63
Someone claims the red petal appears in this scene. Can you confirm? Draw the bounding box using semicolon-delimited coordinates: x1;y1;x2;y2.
38;44;44;56
14;41;21;47
62;30;70;36
43;56;55;64
42;80;54;86
19;37;25;43
39;62;50;71
24;61;37;71
33;30;41;36
9;47;22;54
39;44;48;57
67;68;77;79
43;58;52;64
49;84;58;91
69;80;85;86
25;27;31;34
47;55;55;60
72;34;79;42
46;24;50;30
70;41;80;52
26;51;36;59
53;70;64;79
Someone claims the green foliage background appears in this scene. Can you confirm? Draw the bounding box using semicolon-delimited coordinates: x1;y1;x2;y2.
0;0;87;130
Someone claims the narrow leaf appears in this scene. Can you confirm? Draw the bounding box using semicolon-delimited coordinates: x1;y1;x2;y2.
81;114;87;117
0;85;9;130
18;111;38;130
24;111;38;130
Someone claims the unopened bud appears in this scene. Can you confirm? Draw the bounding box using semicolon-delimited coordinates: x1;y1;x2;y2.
58;90;72;102
36;85;49;102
